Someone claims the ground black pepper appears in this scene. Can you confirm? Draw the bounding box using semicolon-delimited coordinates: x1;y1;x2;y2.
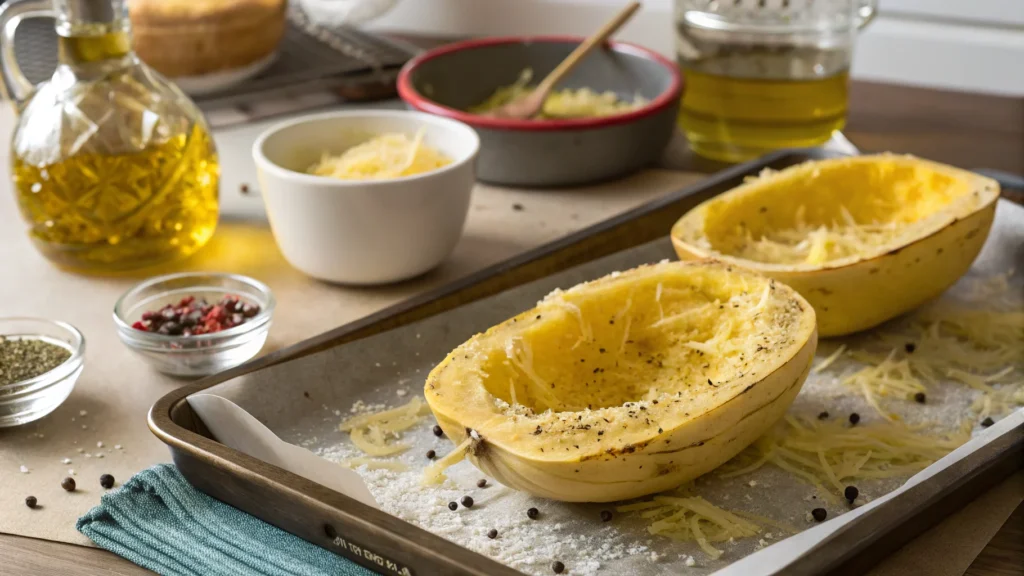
849;413;860;425
512;203;524;211
61;477;76;492
0;337;71;386
600;510;613;522
100;474;115;489
25;496;37;509
448;502;458;511
477;479;487;488
811;508;827;522
460;496;474;508
527;507;539;519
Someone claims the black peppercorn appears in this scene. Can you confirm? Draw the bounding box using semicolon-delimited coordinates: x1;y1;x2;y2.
913;392;926;404
817;411;829;420
448;502;458;511
100;474;115;489
61;477;76;492
849;413;861;425
461;496;474;508
432;425;444;437
487;529;498;539
527;507;539;519
25;496;37;509
426;450;436;459
552;560;565;574
844;485;859;503
477;479;487;488
981;417;995;427
904;342;916;354
600;510;613;522
811;508;827;522
240;183;250;194
513;203;524;211
324;524;337;539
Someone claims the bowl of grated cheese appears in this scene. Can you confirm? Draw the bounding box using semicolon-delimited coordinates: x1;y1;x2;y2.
252;109;479;285
398;36;682;186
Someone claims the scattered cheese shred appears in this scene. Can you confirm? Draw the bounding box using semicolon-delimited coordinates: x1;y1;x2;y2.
618;494;761;559
720;417;970;502
422;437;472;486
339;397;430;457
813;344;846;373
308;128;452;180
470;68;647;118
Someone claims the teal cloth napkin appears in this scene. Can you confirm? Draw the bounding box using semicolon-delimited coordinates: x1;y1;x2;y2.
77;464;377;576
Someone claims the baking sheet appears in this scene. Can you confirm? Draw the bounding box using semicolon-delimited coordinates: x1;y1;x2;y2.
194;201;1024;576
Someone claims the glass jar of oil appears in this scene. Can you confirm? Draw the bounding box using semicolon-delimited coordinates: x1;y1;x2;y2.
0;0;218;273
674;0;876;163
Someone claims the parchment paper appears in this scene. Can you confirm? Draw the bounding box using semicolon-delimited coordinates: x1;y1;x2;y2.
0;95;701;545
196;202;1023;575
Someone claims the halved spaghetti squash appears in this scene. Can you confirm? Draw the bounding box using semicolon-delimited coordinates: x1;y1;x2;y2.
423;261;817;502
671;154;1000;336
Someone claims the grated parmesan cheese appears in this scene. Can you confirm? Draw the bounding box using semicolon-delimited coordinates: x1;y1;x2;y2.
308;129;452;180
339;397;431;457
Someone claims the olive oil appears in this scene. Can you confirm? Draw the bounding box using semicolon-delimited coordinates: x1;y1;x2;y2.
13;125;219;272
678;66;849;163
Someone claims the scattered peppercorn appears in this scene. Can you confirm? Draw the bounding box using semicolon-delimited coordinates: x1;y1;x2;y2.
426;450;436;459
817;411;829;420
25;496;37;509
844;485;859;503
240;183;250;194
100;474;115;489
849;413;861;426
914;392;926;404
552;560;565;574
461;496;474;508
981;417;995;427
130;295;260;336
811;508;827;522
527;507;539;519
512;203;524;211
487;529;498;539
61;477;76;492
432;425;444;437
324;524;338;539
448;502;458;511
600;510;613;522
904;342;916;354
477;479;487;488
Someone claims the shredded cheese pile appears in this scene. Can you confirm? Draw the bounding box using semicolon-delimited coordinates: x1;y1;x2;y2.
470;68;647;119
339;397;431;457
617;492;790;559
308;129;452;180
735;205;904;265
720;416;970;502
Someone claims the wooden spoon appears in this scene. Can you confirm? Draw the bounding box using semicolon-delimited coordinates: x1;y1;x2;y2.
485;1;641;119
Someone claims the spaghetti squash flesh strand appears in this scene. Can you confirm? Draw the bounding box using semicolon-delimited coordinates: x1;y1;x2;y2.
617;494;761;560
340;398;431;458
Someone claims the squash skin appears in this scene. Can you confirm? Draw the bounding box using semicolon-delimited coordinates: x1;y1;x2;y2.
670;155;1000;337
424;261;817;503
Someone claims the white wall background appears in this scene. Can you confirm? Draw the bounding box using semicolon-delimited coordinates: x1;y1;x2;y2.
369;0;1024;96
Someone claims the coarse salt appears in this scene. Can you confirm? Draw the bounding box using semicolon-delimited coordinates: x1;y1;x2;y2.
19;465;29;473
114;444;122;450
61;458;72;464
97;441;104;448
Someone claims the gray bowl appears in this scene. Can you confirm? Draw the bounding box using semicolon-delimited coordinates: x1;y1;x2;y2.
397;36;682;187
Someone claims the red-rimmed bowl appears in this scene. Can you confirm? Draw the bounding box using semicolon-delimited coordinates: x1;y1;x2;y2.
398;36;682;187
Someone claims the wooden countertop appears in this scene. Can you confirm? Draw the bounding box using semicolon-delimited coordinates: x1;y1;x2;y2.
2;72;1022;576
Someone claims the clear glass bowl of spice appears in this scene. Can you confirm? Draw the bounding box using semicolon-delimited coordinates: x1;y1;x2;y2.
0;318;86;428
113;273;275;377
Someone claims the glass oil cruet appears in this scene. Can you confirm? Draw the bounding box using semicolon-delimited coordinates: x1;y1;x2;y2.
0;0;219;273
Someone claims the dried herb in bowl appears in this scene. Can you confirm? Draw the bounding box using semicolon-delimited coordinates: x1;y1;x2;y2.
0;336;71;386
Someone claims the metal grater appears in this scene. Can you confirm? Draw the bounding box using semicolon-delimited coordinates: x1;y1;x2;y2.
11;4;417;123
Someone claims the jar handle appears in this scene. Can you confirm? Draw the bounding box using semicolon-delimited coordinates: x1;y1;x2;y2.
856;0;878;29
0;0;54;104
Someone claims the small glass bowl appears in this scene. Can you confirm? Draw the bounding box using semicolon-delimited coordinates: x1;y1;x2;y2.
0;318;85;428
113;273;275;377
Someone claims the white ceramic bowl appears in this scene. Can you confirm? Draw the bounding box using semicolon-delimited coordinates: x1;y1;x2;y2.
252;110;479;285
